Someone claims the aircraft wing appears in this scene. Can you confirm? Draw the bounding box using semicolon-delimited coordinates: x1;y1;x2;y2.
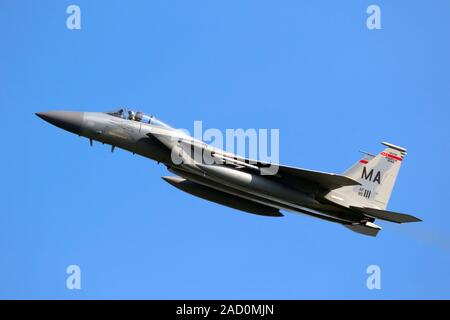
272;165;361;190
146;134;360;191
201;149;360;190
209;151;360;190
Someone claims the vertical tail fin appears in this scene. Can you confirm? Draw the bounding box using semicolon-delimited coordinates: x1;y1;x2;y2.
326;142;407;210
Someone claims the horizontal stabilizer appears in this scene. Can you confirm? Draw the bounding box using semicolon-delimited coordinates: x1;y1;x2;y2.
350;206;421;223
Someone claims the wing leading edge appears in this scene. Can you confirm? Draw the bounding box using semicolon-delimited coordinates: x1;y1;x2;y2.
274;165;361;190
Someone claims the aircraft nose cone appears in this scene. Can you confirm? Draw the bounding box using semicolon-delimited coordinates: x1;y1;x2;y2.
36;111;84;134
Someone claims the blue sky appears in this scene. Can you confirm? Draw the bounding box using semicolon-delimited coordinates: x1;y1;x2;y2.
1;0;450;299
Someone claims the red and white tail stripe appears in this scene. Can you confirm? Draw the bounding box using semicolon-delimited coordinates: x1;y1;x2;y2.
380;151;403;162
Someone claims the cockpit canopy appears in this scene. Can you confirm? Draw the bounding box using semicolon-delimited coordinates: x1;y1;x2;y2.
106;108;171;128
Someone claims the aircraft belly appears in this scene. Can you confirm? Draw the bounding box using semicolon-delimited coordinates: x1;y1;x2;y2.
162;176;283;217
168;167;284;211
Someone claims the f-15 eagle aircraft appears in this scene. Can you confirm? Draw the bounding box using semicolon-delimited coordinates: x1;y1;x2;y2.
36;109;421;236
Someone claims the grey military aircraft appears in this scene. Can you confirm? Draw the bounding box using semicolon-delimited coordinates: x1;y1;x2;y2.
36;109;421;236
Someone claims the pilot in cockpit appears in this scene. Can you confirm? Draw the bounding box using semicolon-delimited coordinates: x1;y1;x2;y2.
135;112;143;122
106;109;171;128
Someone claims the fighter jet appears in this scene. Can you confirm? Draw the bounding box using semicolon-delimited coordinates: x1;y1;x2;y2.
36;109;421;236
